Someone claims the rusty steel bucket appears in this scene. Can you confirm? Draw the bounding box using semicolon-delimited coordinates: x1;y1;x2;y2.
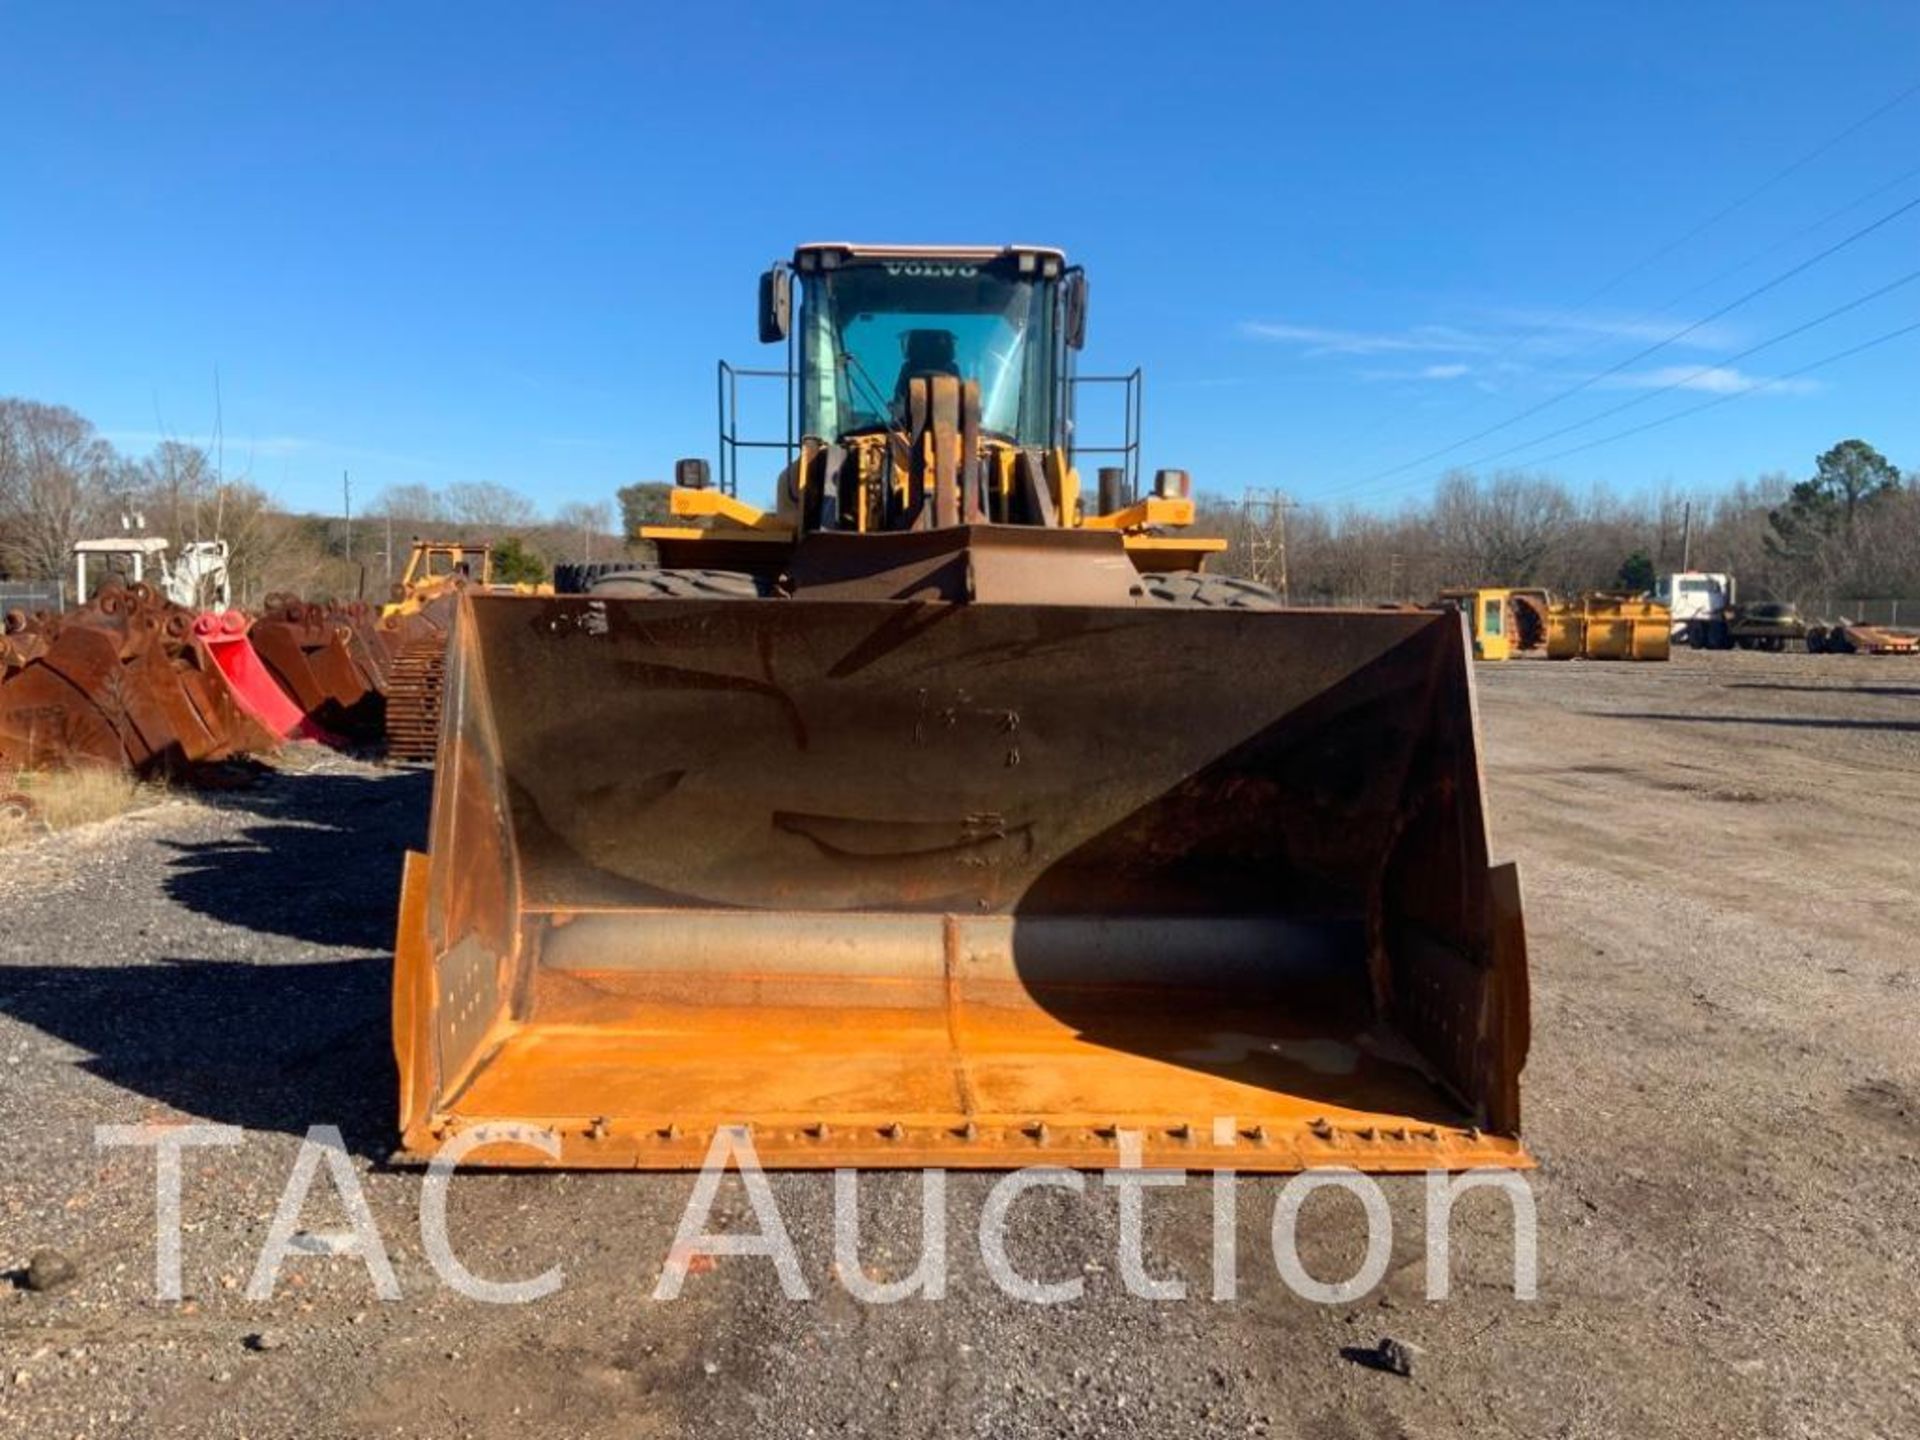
394;590;1529;1171
0;589;272;774
248;599;386;740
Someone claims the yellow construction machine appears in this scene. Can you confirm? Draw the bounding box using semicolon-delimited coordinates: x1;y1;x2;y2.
1547;593;1672;661
393;243;1531;1171
377;542;499;761
1438;587;1516;661
382;540;497;615
1437;587;1556;661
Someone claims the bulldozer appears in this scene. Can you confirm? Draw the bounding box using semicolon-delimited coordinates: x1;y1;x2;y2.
379;541;499;761
393;243;1531;1172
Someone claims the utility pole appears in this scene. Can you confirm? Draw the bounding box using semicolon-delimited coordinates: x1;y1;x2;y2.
343;470;353;566
1680;500;1692;572
1277;500;1290;606
1387;552;1403;603
1240;486;1295;604
384;512;394;588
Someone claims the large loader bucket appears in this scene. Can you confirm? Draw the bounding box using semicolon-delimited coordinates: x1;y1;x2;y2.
395;591;1529;1170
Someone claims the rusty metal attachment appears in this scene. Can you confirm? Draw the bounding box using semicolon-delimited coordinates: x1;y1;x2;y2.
196;610;319;740
0;582;274;775
0;580;422;778
0;758;41;828
246;596;387;741
394;539;1531;1173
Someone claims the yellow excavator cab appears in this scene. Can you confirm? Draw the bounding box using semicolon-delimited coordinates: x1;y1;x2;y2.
1438;587;1514;661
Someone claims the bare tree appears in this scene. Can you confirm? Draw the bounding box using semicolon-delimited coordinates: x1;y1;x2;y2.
444;481;537;529
1428;470;1578;586
553;499;612;533
135;440;222;544
218;481;335;605
373;483;447;526
0;399;117;582
7;391;1912;614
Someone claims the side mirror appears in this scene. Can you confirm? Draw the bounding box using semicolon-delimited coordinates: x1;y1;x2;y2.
758;264;791;344
1062;268;1088;351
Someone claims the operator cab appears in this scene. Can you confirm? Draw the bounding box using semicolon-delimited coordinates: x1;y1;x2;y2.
766;244;1087;450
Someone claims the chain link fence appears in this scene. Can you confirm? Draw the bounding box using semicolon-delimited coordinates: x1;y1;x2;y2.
1809;598;1920;627
0;580;65;614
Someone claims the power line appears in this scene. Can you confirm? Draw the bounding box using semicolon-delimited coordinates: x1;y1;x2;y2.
1306;76;1920;474
1431;160;1920;441
1316;192;1920;499
1649;158;1920;320
1507;317;1920;470
1577;77;1920;300
1434;264;1920;477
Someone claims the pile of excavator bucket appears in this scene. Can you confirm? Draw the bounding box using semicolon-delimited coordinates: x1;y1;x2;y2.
0;580;418;778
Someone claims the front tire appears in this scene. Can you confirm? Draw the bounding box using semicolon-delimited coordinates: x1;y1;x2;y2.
1135;572;1285;610
587;567;773;599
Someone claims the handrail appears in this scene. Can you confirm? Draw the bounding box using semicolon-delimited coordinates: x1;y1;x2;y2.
717;360;797;499
1069;367;1143;504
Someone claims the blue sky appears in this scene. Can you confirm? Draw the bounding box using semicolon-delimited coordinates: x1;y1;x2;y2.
3;2;1917;518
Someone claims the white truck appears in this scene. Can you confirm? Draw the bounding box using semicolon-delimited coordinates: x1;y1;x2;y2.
1654;570;1810;651
1653;571;1734;641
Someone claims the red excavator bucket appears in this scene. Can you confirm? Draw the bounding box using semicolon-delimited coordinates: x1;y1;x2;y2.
197;611;324;741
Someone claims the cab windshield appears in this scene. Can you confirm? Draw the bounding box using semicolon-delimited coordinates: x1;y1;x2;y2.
799;261;1057;446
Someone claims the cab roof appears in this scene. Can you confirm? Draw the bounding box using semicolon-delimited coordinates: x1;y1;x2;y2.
793;242;1068;271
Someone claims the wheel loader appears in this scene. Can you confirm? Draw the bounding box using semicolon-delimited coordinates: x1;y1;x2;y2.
393;243;1531;1171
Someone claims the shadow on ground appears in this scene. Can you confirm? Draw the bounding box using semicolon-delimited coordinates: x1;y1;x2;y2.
1725;682;1920;698
0;764;433;1155
0;954;395;1152
165;765;432;948
1593;710;1920;733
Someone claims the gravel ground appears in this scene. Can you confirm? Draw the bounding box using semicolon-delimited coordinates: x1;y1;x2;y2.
1;650;1916;1438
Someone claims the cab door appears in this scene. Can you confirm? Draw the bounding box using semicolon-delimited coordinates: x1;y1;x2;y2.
1477;592;1511;661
